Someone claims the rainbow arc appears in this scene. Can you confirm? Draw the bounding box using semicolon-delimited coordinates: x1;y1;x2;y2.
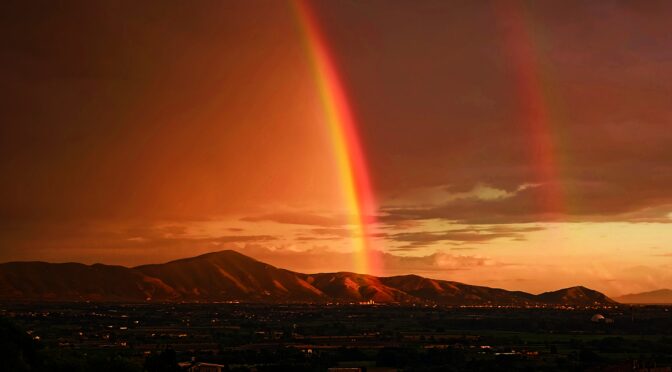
293;0;380;275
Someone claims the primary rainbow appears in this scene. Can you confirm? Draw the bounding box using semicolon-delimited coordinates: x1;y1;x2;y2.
293;0;380;275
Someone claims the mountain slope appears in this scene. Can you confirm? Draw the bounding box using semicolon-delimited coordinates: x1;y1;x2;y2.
135;250;325;301
614;289;672;304
307;272;414;303
0;262;175;301
380;275;537;305
0;250;616;305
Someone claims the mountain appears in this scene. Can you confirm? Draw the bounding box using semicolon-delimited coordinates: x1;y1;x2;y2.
614;289;672;304
135;251;325;301
378;275;537;305
0;250;616;306
537;286;617;306
0;262;175;301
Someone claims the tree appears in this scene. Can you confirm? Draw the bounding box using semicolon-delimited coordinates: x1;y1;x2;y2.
144;349;180;372
0;317;42;371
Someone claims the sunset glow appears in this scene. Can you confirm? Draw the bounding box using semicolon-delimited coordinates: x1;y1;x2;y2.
2;1;672;298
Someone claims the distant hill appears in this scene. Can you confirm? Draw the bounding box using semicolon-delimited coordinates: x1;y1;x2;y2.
614;289;672;304
537;286;617;306
0;250;616;306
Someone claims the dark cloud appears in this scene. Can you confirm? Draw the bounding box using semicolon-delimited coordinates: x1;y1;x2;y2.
449;247;477;251
241;213;345;227
381;183;672;224
386;226;545;248
109;234;278;252
308;228;351;237
0;1;342;224
125;224;188;239
0;219;275;263
315;0;672;223
294;236;341;242
1;0;672;263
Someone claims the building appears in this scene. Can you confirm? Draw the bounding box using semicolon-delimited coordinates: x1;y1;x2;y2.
178;361;226;372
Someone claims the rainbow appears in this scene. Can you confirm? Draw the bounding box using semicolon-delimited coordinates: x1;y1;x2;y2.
496;1;566;218
292;0;380;274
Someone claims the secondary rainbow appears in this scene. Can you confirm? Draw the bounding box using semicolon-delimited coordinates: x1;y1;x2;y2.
496;1;567;218
292;0;380;275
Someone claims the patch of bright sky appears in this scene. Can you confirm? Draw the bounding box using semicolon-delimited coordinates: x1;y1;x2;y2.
141;208;672;297
443;222;672;296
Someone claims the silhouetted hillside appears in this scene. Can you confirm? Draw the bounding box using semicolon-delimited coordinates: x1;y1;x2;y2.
136;250;325;301
0;250;616;306
536;286;617;306
0;261;174;301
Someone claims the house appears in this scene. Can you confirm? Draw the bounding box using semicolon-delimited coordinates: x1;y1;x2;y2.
178;361;226;372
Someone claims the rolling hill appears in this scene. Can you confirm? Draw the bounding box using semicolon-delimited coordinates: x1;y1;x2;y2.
0;250;616;306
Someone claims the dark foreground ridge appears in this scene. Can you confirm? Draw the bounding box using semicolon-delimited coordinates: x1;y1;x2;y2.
0;250;616;305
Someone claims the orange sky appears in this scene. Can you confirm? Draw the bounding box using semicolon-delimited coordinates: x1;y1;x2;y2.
1;1;672;296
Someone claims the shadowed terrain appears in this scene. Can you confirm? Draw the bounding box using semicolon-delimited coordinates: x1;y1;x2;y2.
0;250;616;306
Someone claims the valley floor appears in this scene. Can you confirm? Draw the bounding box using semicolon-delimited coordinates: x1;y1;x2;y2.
2;302;672;371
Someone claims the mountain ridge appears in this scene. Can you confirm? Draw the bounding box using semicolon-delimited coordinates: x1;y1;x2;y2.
0;250;617;306
614;289;672;304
